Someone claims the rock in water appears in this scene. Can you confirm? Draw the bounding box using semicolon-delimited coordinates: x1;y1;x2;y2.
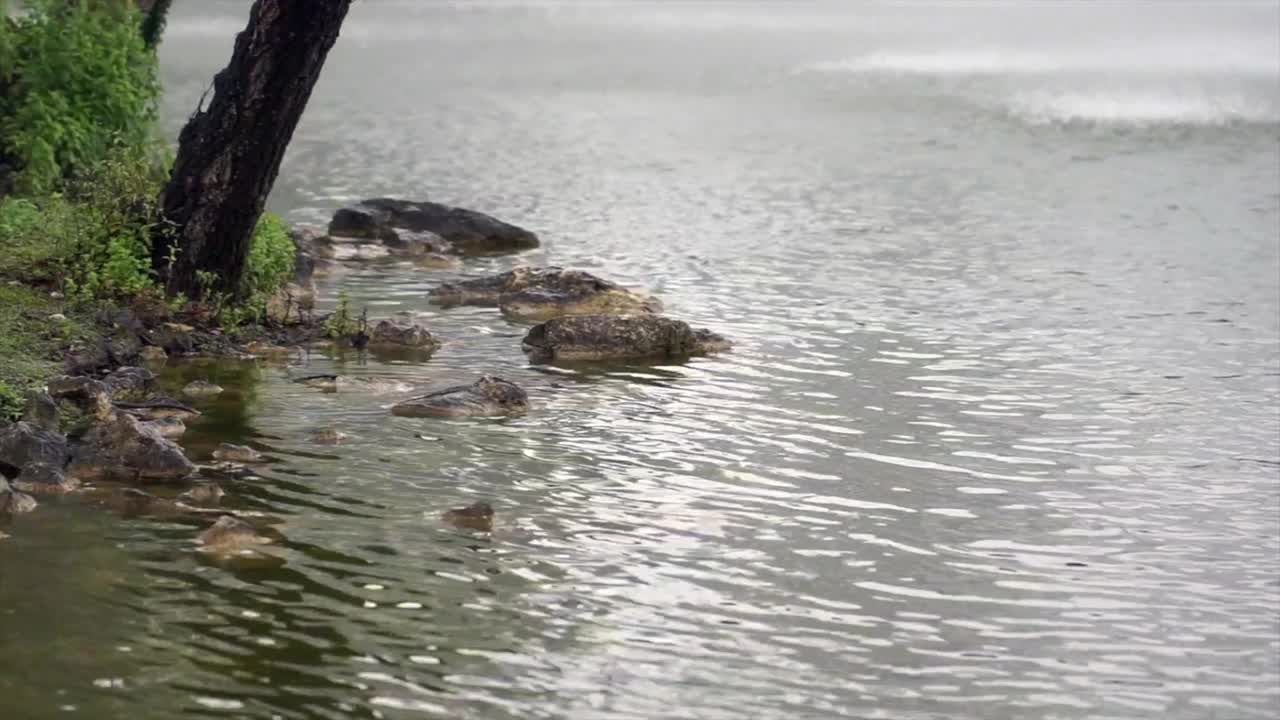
427;266;661;320
179;484;225;505
499;273;661;322
429;266;561;307
306;428;348;445
212;443;266;464
414;253;463;270
390;376;529;418
197;515;273;552
294;374;339;391
329;198;538;256
442;501;494;531
105;487;182;516
183;380;224;397
368;320;441;351
68;412;195;483
0;477;36;514
12;461;78;495
521;315;732;363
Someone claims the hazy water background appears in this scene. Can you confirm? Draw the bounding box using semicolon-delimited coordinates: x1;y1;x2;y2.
2;2;1278;718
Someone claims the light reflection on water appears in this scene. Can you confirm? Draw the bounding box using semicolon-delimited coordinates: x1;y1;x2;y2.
3;2;1279;719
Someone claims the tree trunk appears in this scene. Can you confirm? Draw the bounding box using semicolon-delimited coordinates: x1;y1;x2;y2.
153;0;351;300
139;0;170;48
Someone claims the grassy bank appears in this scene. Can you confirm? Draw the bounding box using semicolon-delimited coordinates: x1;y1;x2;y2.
0;286;95;418
0;0;299;420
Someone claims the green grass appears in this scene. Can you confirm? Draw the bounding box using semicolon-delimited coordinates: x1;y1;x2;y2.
0;285;94;420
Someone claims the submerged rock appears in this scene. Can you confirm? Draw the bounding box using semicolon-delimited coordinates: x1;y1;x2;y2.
442;501;494;531
428;266;557;307
211;443;265;464
368;320;441;351
346;377;414;394
293;374;339;391
139;346;168;363
306;428;348;445
521;315;732;363
68;412;195;483
197;515;274;552
105;487;183;516
414;253;464;270
182;380;224;398
390;376;529;418
179;483;225;506
242;341;294;359
329;198;539;256
428;267;661;321
499;273;660;322
0;477;37;514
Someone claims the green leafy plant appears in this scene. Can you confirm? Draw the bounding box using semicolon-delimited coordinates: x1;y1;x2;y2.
324;291;359;339
0;0;159;194
242;212;295;308
0;380;24;421
2;146;165;301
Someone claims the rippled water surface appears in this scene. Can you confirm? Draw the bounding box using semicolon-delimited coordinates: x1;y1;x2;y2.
3;2;1279;718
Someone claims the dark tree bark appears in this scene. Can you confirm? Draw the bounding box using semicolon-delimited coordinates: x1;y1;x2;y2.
139;0;171;48
153;0;352;300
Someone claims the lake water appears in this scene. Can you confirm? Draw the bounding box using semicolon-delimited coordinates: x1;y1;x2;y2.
2;2;1278;718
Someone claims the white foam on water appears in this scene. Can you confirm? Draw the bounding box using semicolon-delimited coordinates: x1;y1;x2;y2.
804;48;1280;78
1005;89;1280;126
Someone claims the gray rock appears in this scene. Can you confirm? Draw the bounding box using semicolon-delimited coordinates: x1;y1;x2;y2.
47;375;110;402
148;322;196;355
103;366;156;399
429;268;659;322
521;315;732;363
68;412;195;483
23;391;59;432
182;380;224;397
211;443;265;464
329;198;538;256
368;320;440;350
13;461;78;495
390;376;528;418
0;421;70;470
198;515;274;552
0;477;37;514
